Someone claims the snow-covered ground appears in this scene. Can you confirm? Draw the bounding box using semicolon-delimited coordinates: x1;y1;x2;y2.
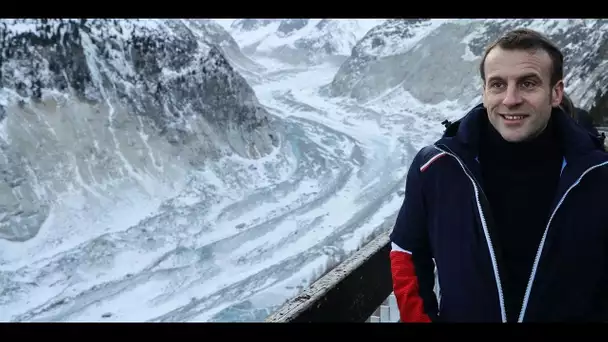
0;40;456;322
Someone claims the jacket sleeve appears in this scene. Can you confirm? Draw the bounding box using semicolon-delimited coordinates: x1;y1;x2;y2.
390;150;439;322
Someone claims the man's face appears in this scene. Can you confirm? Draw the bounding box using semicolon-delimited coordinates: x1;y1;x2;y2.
482;46;563;143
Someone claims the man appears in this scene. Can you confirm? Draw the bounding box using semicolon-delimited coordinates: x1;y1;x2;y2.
389;28;608;322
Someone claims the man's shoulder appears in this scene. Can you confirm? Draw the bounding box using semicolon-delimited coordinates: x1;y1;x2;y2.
591;152;608;174
412;144;450;174
577;150;608;185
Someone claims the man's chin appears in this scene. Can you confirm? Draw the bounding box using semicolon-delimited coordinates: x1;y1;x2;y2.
497;127;530;143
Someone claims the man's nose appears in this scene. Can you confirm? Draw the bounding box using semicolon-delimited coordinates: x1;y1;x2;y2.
502;85;523;107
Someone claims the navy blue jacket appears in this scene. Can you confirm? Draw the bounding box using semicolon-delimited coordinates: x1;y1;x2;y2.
390;104;608;322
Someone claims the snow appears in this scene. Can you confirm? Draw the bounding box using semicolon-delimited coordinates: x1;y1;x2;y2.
0;92;8;142
230;21;283;51
213;19;237;30
0;184;166;269
228;19;385;58
256;20;323;52
461;44;477;61
356;19;447;59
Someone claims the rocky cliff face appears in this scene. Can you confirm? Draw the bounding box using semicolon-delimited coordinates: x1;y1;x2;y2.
187;20;266;77
330;19;608;110
0;19;280;242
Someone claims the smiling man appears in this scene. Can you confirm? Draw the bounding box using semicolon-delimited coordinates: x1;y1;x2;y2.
389;28;608;322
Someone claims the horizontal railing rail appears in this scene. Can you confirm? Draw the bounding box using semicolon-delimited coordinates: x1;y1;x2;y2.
265;230;394;322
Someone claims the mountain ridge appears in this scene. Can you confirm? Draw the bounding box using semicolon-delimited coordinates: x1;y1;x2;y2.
329;19;608;112
0;19;280;242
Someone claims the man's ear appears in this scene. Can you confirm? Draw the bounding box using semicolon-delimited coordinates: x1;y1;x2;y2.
552;80;564;107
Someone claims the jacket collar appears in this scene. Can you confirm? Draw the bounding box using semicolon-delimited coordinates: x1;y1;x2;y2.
437;103;606;166
435;103;608;204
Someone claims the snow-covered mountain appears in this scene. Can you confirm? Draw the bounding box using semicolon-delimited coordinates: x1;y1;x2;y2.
189;19;267;81
227;19;386;65
0;19;279;243
330;19;608;111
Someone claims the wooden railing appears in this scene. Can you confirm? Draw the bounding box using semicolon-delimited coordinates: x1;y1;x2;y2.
265;230;395;323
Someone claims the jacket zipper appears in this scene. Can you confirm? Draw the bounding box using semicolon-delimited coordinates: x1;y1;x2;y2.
434;145;507;322
517;160;608;322
437;144;608;322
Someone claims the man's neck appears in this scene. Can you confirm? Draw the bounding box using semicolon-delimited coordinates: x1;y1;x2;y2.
480;116;562;167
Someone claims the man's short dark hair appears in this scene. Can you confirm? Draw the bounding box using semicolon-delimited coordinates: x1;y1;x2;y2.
479;28;564;87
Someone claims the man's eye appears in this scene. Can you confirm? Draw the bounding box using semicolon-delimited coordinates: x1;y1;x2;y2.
522;81;536;88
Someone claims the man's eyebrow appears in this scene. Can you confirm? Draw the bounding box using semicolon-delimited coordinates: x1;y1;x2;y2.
518;72;542;80
487;75;503;82
487;73;541;82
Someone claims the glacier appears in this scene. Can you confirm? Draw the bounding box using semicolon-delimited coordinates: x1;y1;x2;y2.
0;45;441;322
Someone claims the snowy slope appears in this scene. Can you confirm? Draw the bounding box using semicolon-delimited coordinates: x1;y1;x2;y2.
214;19;236;30
187;20;266;77
330;19;608;111
199;54;444;323
227;19;386;65
0;19;280;242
